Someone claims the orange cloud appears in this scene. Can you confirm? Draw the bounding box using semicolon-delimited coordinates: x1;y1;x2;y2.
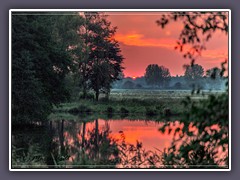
202;49;228;60
115;33;177;49
115;33;228;61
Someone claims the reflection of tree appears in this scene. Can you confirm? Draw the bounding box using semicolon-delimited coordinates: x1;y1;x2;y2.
78;119;120;168
59;120;65;155
48;119;166;168
49;119;121;168
81;121;86;148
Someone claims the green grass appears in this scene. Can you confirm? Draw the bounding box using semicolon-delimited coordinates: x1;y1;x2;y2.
48;112;179;123
48;112;79;121
52;89;221;119
54;98;185;117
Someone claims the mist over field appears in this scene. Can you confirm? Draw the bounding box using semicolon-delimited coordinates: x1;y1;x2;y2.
112;75;227;91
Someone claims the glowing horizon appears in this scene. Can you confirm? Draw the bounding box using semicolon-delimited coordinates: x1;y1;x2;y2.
108;12;228;77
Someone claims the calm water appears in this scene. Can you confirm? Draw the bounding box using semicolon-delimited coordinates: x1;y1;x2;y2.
12;118;227;168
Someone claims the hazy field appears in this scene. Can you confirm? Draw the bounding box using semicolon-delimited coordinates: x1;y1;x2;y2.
103;89;225;100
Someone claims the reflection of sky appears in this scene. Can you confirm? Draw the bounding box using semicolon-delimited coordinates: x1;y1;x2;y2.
52;119;227;167
59;119;224;154
85;119;177;152
57;119;176;157
107;12;228;77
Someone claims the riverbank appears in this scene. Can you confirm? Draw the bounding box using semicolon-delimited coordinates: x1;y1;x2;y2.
51;89;220;121
52;98;186;118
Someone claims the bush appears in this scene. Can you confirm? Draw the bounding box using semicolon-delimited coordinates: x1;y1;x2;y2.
68;105;93;114
120;107;129;114
174;82;182;89
68;107;79;114
106;107;114;114
145;107;157;116
162;108;171;116
79;92;95;100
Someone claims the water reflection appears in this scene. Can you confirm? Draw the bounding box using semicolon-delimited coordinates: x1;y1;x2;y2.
49;119;167;168
12;118;228;168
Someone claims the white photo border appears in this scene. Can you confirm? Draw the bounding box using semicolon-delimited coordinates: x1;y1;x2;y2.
9;9;231;171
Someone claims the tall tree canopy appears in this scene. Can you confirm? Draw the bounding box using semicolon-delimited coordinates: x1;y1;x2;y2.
82;13;124;101
64;12;124;101
12;12;124;126
12;14;72;124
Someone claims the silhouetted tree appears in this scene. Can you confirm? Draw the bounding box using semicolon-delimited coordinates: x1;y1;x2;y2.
206;67;222;79
144;64;171;88
184;64;204;80
87;14;124;101
56;12;124;101
206;67;225;90
73;12;100;99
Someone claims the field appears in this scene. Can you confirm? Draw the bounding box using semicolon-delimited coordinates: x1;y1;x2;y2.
52;89;224;120
107;89;224;100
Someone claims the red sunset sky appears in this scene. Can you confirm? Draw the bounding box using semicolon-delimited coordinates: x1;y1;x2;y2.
107;12;228;77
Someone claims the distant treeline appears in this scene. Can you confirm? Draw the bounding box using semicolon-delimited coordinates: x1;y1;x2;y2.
112;64;227;91
112;76;227;90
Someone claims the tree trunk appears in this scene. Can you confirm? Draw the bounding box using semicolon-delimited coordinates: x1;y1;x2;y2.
58;120;65;155
96;90;99;101
82;122;86;148
94;119;99;159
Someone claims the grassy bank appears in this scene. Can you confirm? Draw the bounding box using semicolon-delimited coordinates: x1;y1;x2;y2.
53;98;186;118
52;89;219;120
48;112;180;122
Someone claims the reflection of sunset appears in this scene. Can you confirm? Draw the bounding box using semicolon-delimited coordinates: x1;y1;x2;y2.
85;120;181;152
50;118;227;167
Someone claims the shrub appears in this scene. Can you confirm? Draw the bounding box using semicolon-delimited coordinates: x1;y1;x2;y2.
174;82;182;89
68;107;79;114
79;92;95;100
68;105;93;114
120;107;129;114
145;107;157;116
163;108;171;116
106;107;114;114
